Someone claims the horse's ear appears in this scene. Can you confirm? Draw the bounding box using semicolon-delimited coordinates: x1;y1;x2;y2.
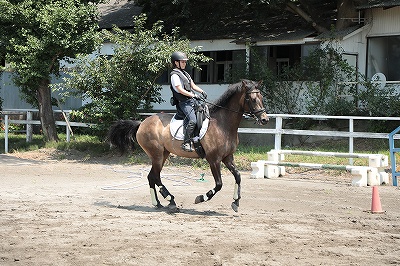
257;80;263;86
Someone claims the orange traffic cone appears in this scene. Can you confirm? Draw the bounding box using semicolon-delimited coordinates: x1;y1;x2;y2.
371;186;384;214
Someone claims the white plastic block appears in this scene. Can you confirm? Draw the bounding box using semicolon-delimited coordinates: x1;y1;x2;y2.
367;168;380;186
250;161;265;179
350;167;368;187
368;155;388;168
378;171;389;184
278;166;286;176
264;164;280;178
267;151;285;162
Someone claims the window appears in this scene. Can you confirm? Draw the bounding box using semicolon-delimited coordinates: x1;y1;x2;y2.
367;36;400;81
160;50;246;84
191;51;235;83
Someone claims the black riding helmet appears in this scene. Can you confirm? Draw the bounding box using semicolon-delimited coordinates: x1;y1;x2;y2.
171;51;188;64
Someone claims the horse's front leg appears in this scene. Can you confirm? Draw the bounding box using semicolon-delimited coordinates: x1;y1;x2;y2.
195;161;222;204
223;155;241;212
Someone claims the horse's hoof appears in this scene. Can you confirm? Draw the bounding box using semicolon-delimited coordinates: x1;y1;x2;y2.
231;202;239;212
155;203;164;209
168;205;179;213
195;195;203;204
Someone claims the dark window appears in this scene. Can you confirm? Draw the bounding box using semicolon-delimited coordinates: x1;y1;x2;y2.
367;36;400;81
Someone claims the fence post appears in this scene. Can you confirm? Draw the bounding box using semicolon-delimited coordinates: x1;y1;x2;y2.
274;116;283;150
5;114;9;153
65;112;70;142
26;111;33;142
349;118;354;165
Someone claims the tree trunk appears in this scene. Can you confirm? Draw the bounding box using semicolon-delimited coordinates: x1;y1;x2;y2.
286;2;328;33
336;0;359;30
37;78;59;142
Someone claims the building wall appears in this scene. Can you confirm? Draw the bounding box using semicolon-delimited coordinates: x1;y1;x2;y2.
367;6;400;37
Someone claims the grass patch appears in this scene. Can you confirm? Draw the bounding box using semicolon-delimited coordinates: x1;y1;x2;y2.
0;133;109;155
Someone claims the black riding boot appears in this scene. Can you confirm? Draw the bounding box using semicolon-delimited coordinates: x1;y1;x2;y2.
182;121;196;152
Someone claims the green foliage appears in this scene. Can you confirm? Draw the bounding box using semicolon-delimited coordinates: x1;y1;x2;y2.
297;41;356;115
56;15;210;134
0;0;102;105
358;81;400;117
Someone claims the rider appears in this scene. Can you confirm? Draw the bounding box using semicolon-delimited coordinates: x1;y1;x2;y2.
170;51;207;152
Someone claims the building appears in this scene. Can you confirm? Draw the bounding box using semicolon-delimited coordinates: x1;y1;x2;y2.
2;0;400;111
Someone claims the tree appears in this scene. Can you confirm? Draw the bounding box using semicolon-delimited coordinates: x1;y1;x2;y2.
56;14;210;134
136;0;366;36
0;0;103;141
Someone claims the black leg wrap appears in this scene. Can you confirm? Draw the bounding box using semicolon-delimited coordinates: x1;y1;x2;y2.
159;186;177;211
206;190;215;200
159;186;173;200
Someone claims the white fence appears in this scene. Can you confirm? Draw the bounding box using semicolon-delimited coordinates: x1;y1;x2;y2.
1;109;93;153
2;110;400;155
239;114;400;154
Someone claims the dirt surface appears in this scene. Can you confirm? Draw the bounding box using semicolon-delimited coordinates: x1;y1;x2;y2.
1;149;400;266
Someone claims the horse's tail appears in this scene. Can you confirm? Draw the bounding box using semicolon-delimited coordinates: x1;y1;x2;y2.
107;120;141;154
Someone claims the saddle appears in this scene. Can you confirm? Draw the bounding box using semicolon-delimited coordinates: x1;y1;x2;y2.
170;99;209;158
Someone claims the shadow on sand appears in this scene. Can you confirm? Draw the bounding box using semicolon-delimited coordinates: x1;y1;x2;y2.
94;201;228;216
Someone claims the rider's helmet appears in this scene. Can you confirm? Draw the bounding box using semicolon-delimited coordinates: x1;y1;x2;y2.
171;51;189;64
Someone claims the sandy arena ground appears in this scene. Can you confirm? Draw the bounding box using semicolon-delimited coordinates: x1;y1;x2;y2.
1;150;400;266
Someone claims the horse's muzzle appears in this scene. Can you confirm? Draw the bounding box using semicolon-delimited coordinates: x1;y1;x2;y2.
258;112;269;125
260;117;269;125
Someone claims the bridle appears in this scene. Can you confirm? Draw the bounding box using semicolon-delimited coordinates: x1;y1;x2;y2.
244;89;266;119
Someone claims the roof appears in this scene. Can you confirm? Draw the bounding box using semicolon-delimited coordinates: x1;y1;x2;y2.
96;1;353;44
98;0;142;29
186;11;318;42
316;25;363;40
357;0;400;10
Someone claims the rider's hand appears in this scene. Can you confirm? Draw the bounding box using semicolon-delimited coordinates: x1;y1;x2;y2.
201;91;208;99
193;94;201;100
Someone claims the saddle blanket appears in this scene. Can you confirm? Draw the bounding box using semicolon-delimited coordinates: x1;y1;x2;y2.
170;115;209;141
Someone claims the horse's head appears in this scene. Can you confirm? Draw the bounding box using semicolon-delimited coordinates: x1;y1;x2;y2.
242;80;269;125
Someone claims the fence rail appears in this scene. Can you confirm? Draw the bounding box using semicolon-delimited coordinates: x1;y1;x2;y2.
239;114;400;154
1;109;93;153
2;110;400;156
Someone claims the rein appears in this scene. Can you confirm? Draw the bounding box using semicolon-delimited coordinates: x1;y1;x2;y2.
202;89;266;118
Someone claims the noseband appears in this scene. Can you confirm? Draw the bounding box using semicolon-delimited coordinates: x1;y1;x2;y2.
244;89;266;119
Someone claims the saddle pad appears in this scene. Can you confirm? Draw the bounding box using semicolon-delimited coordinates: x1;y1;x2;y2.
170;115;209;141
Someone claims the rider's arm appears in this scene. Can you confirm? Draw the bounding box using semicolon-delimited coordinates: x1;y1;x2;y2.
171;74;194;97
171;74;197;98
190;80;205;95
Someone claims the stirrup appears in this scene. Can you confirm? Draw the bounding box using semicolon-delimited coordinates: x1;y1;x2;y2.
181;142;194;152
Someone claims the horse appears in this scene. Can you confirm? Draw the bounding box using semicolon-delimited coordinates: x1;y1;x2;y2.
107;79;269;212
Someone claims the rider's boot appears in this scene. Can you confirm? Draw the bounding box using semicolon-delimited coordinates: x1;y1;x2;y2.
181;121;196;152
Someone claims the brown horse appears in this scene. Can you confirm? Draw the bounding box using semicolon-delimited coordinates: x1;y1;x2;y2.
107;79;269;212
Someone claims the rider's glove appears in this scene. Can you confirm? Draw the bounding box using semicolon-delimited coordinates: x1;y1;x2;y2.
193;94;201;100
201;91;208;99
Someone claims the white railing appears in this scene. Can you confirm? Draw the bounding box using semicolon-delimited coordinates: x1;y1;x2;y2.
2;110;400;156
238;114;400;155
1;109;94;153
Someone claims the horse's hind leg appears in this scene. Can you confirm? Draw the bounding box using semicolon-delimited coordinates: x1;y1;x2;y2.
223;155;241;212
148;167;163;209
148;150;177;210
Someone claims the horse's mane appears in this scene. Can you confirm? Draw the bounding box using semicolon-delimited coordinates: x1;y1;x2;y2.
208;81;244;114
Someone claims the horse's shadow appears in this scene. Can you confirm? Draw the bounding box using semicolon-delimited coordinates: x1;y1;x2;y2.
94;201;228;216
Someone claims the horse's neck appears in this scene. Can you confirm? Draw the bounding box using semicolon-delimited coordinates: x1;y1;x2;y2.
214;94;244;132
